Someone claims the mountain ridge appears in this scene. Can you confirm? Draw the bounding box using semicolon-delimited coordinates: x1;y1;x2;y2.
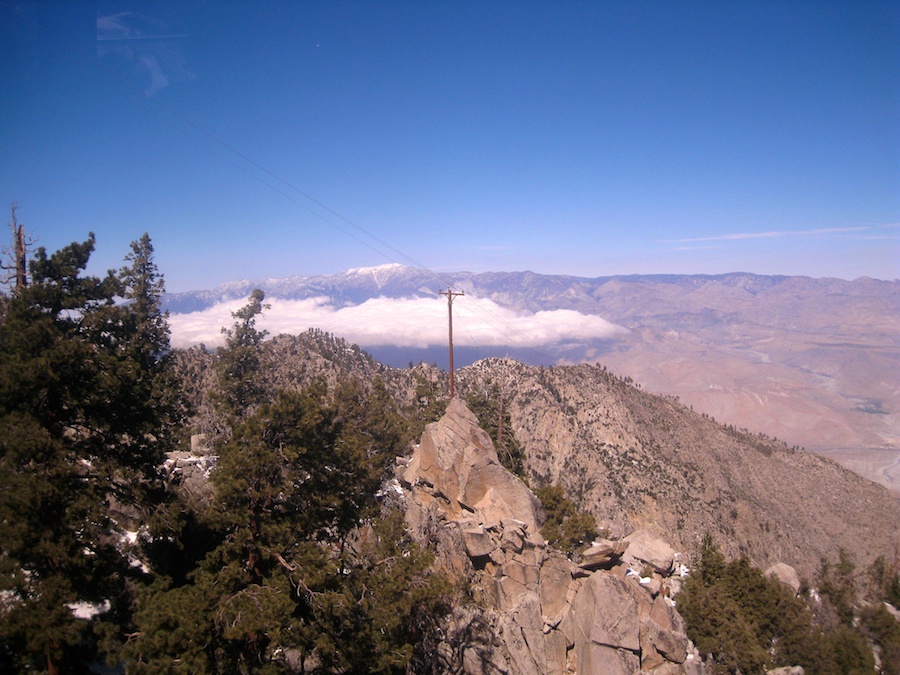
165;265;897;315
164;266;899;489
176;329;900;582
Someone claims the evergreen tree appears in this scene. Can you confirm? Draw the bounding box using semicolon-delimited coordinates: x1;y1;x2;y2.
314;509;451;674
110;233;186;489
125;378;450;672
466;380;524;477
533;484;598;557
216;288;269;422
678;536;877;675
0;233;177;672
817;548;859;627
118;233;169;366
405;369;447;441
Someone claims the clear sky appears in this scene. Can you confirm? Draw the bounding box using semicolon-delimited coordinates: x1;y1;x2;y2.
2;0;898;292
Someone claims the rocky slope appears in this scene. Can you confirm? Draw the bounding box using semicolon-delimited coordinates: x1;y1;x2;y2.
397;398;704;674
176;331;900;582
455;358;900;581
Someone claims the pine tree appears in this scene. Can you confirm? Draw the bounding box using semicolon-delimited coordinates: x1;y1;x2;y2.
125;377;450;672
678;536;877;675
118;233;169;365
216;288;269;422
533;484;598;557
0;233;179;672
465;379;524;476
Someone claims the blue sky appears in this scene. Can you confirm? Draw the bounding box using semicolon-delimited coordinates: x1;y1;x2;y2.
2;0;898;292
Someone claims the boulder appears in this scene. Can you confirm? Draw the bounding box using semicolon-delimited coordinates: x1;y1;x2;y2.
539;629;568;675
497;615;542;675
503;559;541;591
496;575;533;612
765;562;802;595
647;595;689;663
623;529;676;575
578;539;629;570
190;433;210;454
404;398;544;532
461;524;498;558
500;519;527;553
539;553;575;622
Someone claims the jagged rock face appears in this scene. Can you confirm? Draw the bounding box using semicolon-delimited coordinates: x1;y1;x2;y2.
400;400;702;674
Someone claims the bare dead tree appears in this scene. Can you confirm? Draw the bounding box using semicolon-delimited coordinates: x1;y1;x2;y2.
1;203;36;294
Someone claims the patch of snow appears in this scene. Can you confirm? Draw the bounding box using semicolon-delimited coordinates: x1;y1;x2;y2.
129;557;150;574
376;478;405;498
344;263;407;277
344;263;408;289
68;599;111;620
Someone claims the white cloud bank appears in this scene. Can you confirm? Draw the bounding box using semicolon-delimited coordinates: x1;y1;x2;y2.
169;295;628;350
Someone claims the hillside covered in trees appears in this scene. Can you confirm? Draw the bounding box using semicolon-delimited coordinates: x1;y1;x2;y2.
1;233;899;673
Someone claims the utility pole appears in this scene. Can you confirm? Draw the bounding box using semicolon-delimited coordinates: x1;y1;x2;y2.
440;288;464;398
496;381;504;448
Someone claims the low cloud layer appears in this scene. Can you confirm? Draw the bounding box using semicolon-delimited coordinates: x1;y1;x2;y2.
169;295;628;351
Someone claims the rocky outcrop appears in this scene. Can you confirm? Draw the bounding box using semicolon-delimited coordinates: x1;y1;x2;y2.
401;398;544;533
164;434;216;506
398;399;703;674
765;562;802;596
623;529;677;575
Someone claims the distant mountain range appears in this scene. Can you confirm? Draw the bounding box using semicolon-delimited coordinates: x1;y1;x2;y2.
164;265;899;490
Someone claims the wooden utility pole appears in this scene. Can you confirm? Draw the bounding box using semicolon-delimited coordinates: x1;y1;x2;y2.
440;288;464;398
496;382;504;448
